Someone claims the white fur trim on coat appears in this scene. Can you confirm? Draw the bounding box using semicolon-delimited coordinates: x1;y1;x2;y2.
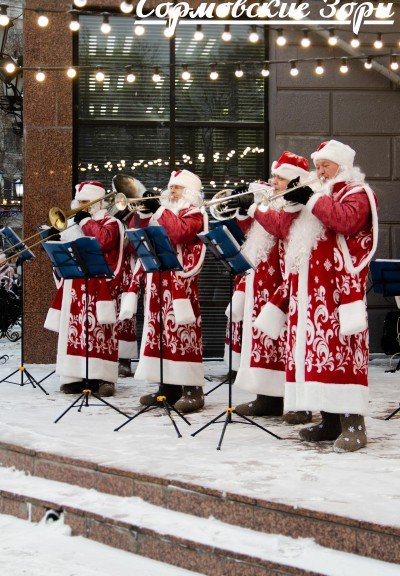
44;308;61;333
338;300;367;336
225;290;245;323
254;302;287;340
119;292;138;321
173;298;196;325
96;300;117;324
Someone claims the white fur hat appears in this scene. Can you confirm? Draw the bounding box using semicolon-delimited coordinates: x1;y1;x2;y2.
311;140;355;168
168;169;202;193
75;181;105;202
271;151;309;182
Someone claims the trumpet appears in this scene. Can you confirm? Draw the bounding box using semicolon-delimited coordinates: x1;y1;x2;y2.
205;177;321;220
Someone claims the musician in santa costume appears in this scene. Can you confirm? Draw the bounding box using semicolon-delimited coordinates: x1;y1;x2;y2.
244;140;378;452
44;181;125;397
119;169;208;413
230;156;312;425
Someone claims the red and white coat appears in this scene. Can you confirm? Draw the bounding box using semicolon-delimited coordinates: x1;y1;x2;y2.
44;209;124;384
121;202;208;387
232;194;287;397
252;168;378;415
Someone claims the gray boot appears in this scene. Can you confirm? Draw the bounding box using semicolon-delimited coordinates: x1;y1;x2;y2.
333;414;367;453
174;386;204;414
118;359;133;378
140;384;182;407
282;411;312;425
299;411;341;442
235;395;283;417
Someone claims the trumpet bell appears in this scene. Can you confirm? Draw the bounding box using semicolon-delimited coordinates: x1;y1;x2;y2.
209;189;239;221
114;192;128;211
49;207;68;231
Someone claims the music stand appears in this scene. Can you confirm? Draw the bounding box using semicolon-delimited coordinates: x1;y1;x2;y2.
0;227;53;395
115;226;191;438
191;225;282;450
42;236;130;423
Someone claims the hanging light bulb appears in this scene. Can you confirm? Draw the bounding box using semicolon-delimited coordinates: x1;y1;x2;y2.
134;23;145;36
73;0;87;7
0;5;10;27
339;57;349;74
67;67;77;78
101;13;111;34
276;29;286;46
181;65;191;81
222;24;231;42
164;21;174;38
374;33;383;49
95;67;105;82
125;65;136;82
235;63;244;78
315;60;324;75
261;62;270;77
152;66;161;82
37;13;49;27
301;30;311;48
350;34;360;48
209;64;218;80
4;61;16;74
36;69;46;82
328;29;338;46
390;55;399;71
120;1;134;14
249;25;259;43
290;61;299;77
194;24;204;41
364;57;373;70
69;11;80;32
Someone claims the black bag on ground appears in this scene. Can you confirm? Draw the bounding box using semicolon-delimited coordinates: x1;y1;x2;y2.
381;311;400;355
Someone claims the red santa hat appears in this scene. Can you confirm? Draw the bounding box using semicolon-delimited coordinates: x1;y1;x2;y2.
271;151;309;182
75;181;105;202
168;169;202;193
311;139;355;168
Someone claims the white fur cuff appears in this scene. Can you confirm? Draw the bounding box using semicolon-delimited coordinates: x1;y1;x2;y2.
247;203;258;218
225;290;245;323
44;308;61;333
96;300;117;325
119;292;138;321
338;300;367;336
173;298;196;325
306;192;324;213
254;302;287;339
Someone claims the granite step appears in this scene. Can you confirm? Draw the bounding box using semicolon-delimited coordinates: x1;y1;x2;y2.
1;465;399;576
0;440;399;566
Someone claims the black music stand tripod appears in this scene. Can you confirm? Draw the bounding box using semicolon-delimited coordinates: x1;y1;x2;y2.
191;228;281;450
115;227;191;438
42;239;130;423
0;227;54;395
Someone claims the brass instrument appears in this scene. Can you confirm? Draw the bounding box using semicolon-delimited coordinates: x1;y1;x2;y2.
205;177;321;220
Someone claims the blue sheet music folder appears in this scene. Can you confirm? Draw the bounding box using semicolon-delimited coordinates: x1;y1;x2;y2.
370;260;400;296
43;237;114;279
0;226;35;262
198;225;253;276
126;226;182;273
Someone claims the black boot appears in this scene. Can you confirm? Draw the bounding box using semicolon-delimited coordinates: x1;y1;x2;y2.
299;411;341;442
174;386;205;413
140;383;183;407
333;414;367;453
118;359;133;378
235;395;284;417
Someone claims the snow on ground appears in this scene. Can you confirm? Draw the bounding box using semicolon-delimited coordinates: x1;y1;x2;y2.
0;470;400;576
0;338;400;529
0;513;204;576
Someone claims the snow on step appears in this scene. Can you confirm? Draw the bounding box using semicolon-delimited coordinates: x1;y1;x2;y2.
0;513;204;576
0;466;399;576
